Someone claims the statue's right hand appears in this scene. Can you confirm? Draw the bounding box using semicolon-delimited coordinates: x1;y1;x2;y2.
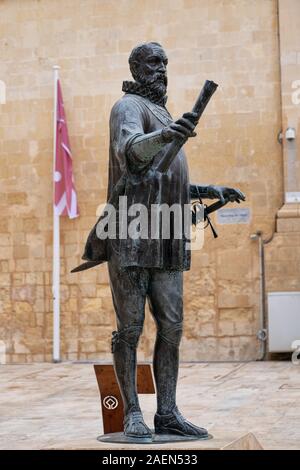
162;112;198;143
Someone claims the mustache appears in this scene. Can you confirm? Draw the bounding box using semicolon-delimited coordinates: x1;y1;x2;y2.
136;71;168;87
147;73;168;86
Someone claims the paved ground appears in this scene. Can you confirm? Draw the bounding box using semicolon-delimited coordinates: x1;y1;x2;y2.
0;362;299;450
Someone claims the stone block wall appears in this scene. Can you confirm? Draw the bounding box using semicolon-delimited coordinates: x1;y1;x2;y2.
0;0;283;362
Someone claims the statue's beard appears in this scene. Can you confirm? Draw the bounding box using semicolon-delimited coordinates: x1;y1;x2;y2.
135;72;167;98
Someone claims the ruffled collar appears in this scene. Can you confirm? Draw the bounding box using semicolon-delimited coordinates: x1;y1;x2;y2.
122;80;167;107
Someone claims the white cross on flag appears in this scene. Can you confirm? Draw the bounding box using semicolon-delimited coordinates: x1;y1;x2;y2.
54;80;79;218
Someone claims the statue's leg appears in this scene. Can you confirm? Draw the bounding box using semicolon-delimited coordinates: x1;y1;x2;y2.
108;256;151;438
148;270;183;415
148;270;208;438
111;325;143;414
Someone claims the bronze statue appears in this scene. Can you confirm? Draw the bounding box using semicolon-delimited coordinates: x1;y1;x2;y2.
73;42;245;440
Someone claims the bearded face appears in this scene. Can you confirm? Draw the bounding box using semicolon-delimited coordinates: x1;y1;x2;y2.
130;43;168;98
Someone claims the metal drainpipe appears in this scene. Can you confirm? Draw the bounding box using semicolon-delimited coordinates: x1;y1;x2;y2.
250;231;274;361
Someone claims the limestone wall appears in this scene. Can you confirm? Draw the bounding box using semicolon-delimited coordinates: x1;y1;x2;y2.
0;0;283;362
265;0;300;343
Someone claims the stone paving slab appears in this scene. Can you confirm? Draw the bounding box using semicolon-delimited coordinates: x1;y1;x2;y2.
0;362;299;450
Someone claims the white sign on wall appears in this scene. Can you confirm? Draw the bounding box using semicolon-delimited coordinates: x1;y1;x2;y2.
217;207;251;225
285;192;300;203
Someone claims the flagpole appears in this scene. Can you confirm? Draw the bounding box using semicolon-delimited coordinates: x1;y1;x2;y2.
52;65;61;363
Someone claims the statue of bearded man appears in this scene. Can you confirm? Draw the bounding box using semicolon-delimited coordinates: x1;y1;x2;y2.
82;42;245;440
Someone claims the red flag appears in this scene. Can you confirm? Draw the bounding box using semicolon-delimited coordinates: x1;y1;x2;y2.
54;80;79;219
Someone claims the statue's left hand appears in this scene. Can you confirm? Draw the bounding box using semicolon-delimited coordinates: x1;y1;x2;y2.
207;185;245;204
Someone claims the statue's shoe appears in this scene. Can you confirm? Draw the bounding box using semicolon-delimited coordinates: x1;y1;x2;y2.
124;411;152;439
154;406;208;438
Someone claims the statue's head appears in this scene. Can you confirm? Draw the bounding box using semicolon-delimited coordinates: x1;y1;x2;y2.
129;42;168;98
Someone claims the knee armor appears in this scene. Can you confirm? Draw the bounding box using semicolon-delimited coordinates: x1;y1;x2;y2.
111;324;143;352
157;322;183;347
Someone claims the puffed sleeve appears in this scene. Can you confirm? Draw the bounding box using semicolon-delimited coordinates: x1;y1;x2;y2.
109;96;147;173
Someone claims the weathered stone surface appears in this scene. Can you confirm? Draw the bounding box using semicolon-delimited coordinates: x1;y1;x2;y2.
0;0;287;362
